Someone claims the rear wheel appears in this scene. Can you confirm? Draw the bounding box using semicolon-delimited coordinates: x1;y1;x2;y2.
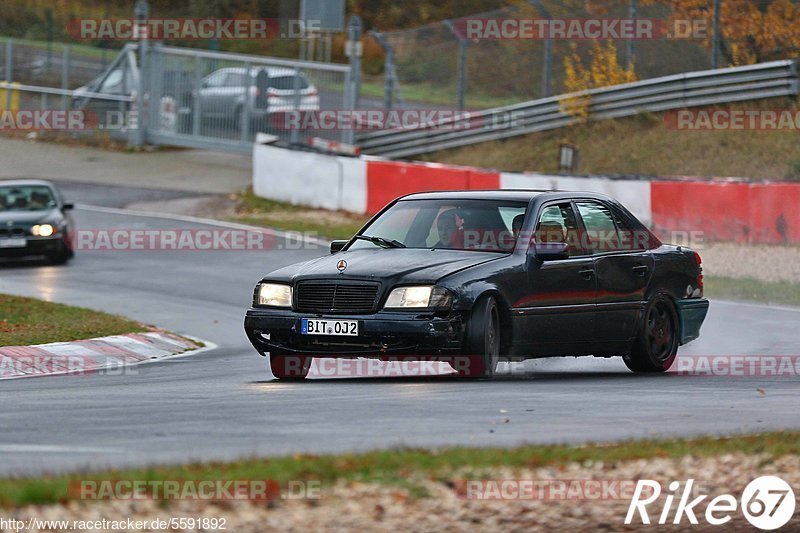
623;294;678;373
270;354;311;380
456;296;501;379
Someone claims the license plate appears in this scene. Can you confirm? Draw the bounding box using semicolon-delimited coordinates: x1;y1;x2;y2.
301;318;358;336
0;238;26;249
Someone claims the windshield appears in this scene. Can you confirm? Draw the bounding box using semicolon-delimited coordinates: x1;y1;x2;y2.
0;185;57;212
349;199;528;253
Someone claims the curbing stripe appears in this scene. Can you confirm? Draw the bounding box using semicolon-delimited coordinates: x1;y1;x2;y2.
0;332;209;380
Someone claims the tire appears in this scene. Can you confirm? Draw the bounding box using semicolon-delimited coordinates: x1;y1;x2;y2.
457;296;501;379
270;354;311;380
624;294;679;373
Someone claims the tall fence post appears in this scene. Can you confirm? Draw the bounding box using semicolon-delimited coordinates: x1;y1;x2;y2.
627;0;638;70
344;15;363;145
4;39;12;110
445;20;467;111
530;1;552;97
133;0;149;147
712;0;721;69
61;45;70;110
370;31;398;110
290;66;302;146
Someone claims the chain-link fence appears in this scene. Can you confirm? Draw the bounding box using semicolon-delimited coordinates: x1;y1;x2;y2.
370;1;759;112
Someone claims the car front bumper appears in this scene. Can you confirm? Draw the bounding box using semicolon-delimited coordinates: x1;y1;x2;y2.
244;308;465;356
0;236;65;258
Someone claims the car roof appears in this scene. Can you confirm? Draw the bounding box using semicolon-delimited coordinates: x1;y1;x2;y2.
397;189;616;203
399;189;548;202
0;179;56;189
219;67;302;78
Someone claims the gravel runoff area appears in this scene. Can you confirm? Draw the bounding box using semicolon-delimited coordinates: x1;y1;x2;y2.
5;453;798;532
699;242;800;284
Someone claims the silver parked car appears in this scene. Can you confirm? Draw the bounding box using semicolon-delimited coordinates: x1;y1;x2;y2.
198;67;320;126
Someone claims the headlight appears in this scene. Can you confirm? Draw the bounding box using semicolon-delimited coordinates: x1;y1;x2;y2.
32;224;55;237
255;283;292;308
384;286;452;310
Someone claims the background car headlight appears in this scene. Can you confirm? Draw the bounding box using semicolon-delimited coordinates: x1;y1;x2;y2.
32;224;55;237
384;286;452;309
256;283;292;308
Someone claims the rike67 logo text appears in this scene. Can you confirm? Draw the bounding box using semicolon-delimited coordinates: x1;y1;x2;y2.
626;476;796;530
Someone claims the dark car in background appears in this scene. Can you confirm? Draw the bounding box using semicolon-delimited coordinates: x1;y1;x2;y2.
245;190;709;380
0;180;74;265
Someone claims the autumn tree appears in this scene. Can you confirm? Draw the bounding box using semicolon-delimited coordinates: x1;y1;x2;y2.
561;41;637;119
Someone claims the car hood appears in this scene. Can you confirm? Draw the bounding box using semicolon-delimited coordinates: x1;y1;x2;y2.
265;248;505;285
0;209;61;226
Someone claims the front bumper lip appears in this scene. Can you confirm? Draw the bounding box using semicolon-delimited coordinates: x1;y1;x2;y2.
0;235;65;257
244;308;464;356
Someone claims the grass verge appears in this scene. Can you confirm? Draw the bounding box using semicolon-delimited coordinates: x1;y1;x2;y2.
0;294;146;346
705;276;800;308
421;98;800;181
230;188;370;241
0;431;797;507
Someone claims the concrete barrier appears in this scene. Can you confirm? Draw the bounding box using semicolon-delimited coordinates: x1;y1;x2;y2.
252;143;800;244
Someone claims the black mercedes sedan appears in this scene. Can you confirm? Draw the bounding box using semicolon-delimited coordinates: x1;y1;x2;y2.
244;190;709;380
0;180;75;264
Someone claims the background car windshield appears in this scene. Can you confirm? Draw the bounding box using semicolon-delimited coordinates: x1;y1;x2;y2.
0;185;56;211
349;199;527;252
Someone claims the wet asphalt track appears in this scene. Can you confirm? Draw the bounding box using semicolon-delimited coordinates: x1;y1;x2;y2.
1;185;799;476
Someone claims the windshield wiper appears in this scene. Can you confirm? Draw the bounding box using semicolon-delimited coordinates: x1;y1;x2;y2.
354;235;406;249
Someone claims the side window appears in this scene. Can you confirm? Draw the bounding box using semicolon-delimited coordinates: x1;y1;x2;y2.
224;72;248;87
204;72;227;88
576;201;622;253
535;203;584;257
610;208;649;251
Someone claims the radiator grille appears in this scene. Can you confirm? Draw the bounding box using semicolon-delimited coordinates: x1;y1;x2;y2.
295;281;380;313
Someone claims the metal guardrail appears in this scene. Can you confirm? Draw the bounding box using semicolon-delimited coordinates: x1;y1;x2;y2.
357;60;799;159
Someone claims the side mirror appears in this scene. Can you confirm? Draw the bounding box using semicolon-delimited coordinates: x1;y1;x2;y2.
533;242;570;261
330;240;348;254
62;203;74;210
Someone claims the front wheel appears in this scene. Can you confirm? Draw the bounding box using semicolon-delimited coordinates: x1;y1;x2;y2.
457;296;501;379
270;354;311;380
623;294;679;373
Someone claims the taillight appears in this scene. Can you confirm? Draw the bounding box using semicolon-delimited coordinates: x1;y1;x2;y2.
694;251;704;296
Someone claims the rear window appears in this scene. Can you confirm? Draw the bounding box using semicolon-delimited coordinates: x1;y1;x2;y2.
269;75;310;90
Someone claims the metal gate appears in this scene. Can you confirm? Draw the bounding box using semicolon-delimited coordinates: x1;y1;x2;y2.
143;44;352;153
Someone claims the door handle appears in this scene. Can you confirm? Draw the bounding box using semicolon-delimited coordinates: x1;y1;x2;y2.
632;265;649;277
578;268;595;280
